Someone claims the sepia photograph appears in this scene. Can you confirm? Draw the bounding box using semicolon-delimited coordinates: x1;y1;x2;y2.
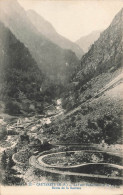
0;0;123;194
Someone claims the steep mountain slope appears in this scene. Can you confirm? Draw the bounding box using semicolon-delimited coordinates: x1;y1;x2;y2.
44;78;122;144
0;0;79;84
61;8;123;111
43;8;123;145
75;8;123;85
27;10;83;59
0;21;45;115
76;31;101;53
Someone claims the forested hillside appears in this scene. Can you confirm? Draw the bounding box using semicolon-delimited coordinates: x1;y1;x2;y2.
0;0;79;84
0;22;57;115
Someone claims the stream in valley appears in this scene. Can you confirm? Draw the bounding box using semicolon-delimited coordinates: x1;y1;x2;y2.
0;99;123;186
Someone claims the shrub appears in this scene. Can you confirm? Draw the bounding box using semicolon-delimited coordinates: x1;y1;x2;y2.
5;101;21;115
0;126;7;140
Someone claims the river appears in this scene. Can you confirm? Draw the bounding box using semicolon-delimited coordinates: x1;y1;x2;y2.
0;99;123;186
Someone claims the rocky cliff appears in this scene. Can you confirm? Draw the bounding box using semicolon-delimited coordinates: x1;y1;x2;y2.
76;8;123;84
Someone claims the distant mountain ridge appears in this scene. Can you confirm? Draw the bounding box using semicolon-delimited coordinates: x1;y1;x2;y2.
0;0;79;84
27;9;84;59
76;30;101;53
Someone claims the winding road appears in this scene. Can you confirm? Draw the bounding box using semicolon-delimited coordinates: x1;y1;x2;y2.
29;150;123;181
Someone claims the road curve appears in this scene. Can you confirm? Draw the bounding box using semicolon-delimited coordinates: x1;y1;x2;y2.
37;150;123;169
29;150;123;181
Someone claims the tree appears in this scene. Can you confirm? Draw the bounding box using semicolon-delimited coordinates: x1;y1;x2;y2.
0;126;7;140
6;155;15;171
1;151;7;169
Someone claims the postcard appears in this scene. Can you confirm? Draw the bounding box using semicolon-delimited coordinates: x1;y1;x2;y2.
0;0;123;194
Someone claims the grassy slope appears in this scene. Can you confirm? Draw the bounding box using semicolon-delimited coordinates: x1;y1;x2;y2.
43;69;122;145
44;10;123;145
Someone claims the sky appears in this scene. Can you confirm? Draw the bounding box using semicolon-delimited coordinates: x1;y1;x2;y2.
18;0;123;41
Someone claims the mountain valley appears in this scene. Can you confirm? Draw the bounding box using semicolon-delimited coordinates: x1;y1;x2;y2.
0;1;122;187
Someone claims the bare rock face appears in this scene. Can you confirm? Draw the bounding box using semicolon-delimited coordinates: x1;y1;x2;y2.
76;8;123;83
